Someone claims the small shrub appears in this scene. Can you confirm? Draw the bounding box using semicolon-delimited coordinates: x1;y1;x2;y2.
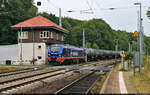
120;68;128;71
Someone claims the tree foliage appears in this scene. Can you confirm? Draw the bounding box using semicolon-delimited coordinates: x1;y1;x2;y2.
92;43;99;49
125;51;134;60
86;42;91;48
147;10;150;19
0;0;37;45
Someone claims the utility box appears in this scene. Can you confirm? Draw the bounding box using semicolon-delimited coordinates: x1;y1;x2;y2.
6;60;11;65
133;52;139;67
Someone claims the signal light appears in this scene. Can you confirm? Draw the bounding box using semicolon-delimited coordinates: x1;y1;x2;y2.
114;39;118;45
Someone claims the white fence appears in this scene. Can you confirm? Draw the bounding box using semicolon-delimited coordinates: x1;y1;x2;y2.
0;44;18;65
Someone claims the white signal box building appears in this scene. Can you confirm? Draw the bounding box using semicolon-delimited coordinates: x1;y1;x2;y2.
11;16;68;65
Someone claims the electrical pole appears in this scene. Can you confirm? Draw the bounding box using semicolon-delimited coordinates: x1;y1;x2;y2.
59;8;62;27
33;31;35;65
134;2;143;73
83;29;87;63
115;39;118;64
128;42;131;52
83;29;85;48
139;3;143;73
20;23;23;65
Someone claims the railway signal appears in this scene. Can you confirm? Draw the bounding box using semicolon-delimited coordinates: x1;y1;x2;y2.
114;39;118;45
132;31;139;37
121;51;126;69
121;52;126;58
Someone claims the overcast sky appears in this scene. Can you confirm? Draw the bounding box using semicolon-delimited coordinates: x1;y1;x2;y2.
34;0;150;36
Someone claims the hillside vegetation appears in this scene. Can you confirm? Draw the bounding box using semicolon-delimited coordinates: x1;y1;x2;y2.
0;0;150;52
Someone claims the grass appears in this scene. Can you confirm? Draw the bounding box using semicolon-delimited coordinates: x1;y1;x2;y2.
130;56;150;93
40;67;54;72
119;67;133;72
114;63;122;72
93;64;97;66
120;68;128;71
0;66;23;72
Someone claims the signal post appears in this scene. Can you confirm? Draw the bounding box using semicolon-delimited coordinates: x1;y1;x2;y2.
121;52;126;69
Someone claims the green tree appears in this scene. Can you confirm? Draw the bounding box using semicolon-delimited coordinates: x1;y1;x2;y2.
92;43;99;49
0;0;37;45
86;42;91;48
147;10;150;19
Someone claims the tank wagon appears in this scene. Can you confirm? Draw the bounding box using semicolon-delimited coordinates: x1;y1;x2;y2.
48;44;121;65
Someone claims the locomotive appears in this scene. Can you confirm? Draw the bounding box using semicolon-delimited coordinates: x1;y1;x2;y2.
47;44;121;65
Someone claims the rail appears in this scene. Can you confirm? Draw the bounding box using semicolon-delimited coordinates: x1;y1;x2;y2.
54;71;102;94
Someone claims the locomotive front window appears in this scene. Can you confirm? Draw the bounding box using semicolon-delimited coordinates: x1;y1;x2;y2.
50;46;60;53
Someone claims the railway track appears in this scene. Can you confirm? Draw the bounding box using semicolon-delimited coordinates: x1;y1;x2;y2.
0;68;72;93
0;68;43;77
78;59;120;67
0;65;52;77
0;68;33;75
55;71;102;94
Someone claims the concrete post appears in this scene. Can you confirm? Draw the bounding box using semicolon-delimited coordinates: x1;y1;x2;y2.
20;23;23;65
139;3;143;73
59;8;62;27
83;29;87;63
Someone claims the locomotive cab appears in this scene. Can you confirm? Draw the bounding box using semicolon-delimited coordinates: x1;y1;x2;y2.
48;44;63;65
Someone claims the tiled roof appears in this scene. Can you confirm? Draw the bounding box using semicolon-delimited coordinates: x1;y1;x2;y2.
11;16;68;32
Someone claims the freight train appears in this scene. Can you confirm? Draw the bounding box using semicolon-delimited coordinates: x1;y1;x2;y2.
47;44;121;65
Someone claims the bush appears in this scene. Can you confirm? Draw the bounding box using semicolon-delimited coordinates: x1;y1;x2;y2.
125;51;134;60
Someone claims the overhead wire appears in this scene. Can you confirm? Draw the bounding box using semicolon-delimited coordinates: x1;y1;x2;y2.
86;0;93;13
38;0;150;20
46;0;59;13
47;0;59;10
43;0;69;18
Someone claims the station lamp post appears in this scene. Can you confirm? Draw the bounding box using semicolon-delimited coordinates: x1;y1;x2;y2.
134;2;143;73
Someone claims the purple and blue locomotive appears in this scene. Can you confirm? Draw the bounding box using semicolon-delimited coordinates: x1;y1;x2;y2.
48;44;85;65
